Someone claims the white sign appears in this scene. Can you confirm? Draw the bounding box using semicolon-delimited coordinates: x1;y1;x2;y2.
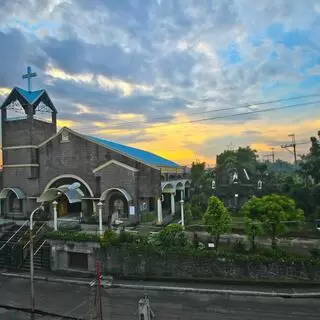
129;206;135;216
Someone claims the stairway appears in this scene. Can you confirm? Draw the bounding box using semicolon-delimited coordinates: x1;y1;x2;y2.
20;240;51;272
0;224;29;268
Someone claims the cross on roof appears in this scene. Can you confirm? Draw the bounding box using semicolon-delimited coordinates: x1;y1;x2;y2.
22;66;37;92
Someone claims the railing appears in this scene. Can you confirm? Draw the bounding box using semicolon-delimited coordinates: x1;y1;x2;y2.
34;240;46;256
12;227;30;250
0;221;28;251
23;222;47;250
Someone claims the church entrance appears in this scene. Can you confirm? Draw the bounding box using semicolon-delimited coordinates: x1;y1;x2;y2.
42;175;94;222
57;194;82;218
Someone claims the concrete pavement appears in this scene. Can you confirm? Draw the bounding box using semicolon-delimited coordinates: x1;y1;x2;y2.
1;275;320;320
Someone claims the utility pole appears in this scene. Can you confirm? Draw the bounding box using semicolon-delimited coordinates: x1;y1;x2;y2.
281;133;297;164
271;148;275;163
88;261;104;320
263;148;275;163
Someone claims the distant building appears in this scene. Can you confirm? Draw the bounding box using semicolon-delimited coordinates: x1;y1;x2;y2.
0;69;190;225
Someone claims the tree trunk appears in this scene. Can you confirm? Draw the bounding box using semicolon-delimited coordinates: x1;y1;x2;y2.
271;226;276;249
251;234;255;251
214;235;220;249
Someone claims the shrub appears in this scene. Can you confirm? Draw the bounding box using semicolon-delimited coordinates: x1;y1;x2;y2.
154;224;188;248
46;231;99;242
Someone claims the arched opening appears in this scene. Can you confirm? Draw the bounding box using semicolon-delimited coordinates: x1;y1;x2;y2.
176;182;184;201
100;188;132;226
109;192;129;220
184;181;191;200
161;183;175;216
42;176;93;220
8;191;23;213
0;188;25;216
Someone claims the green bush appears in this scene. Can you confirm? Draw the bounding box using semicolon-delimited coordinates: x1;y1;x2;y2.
46;231;100;242
153;224;188;248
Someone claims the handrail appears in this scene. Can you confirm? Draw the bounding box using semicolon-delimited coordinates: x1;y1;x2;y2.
34;240;46;256
0;221;29;251
12;227;30;250
23;223;47;250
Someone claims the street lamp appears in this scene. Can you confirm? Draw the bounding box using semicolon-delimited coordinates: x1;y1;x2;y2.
30;182;81;314
29;204;44;313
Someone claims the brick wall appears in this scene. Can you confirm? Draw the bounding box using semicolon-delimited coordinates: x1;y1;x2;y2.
38;130;161;199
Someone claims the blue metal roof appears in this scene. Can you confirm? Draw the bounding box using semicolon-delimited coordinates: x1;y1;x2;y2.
16;87;44;104
87;136;180;168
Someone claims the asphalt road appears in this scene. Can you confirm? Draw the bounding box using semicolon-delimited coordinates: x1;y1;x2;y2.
0;276;319;320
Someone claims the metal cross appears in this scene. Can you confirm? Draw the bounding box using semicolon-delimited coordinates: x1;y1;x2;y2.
22;66;37;92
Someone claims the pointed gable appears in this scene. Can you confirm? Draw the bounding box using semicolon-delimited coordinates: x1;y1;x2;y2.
1;87;57;113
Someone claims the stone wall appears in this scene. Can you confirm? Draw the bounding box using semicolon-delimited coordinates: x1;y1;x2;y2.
99;247;320;281
47;240;320;281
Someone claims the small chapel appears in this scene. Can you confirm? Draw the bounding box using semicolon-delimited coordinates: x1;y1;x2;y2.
0;67;190;227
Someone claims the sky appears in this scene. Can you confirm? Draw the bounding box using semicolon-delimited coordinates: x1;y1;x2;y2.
0;0;319;166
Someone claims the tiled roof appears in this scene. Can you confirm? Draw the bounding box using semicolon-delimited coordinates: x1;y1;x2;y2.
16;87;44;104
87;136;180;168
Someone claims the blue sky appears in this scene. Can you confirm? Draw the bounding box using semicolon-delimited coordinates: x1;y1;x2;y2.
0;0;319;165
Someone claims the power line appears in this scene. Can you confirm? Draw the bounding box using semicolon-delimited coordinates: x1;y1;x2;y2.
79;100;320;132
78;93;320;131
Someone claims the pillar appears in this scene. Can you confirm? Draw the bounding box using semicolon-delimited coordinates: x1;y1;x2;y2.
97;202;104;236
180;199;185;228
52;201;58;231
157;197;163;224
170;193;175;215
180;190;184;200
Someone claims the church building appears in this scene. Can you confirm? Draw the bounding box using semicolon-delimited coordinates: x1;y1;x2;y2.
0;68;190;226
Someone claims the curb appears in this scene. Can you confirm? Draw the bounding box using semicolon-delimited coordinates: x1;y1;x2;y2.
1;272;90;287
2;272;320;298
112;283;320;298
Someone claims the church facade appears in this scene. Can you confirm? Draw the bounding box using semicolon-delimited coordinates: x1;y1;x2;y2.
0;71;190;225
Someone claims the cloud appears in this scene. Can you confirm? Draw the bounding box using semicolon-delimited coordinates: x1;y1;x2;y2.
0;0;319;165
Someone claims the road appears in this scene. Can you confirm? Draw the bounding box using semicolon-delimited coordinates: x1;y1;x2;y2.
0;276;319;319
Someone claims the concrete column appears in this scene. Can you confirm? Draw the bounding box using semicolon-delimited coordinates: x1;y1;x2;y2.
97;202;104;236
180;199;185;228
180;190;184;200
52;201;58;231
157;197;163;224
170;193;175;215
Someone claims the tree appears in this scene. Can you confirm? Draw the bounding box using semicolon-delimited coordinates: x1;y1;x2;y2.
240;197;265;250
241;194;304;248
203;196;231;248
189;161;214;217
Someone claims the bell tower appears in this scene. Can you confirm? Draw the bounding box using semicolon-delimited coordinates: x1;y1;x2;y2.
0;66;58;184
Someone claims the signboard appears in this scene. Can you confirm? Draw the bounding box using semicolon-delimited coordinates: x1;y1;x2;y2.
129;206;135;216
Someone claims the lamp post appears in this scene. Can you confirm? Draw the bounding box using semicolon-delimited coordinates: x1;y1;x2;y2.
30;182;81;314
29;205;44;313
